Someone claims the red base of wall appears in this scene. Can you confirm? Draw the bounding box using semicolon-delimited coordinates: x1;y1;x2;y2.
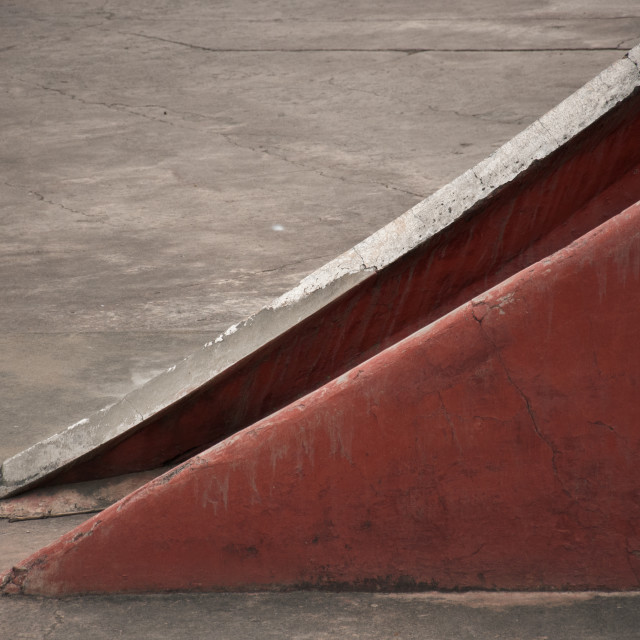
4;200;640;595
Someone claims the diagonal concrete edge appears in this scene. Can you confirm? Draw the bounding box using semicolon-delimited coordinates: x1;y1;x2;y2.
1;46;639;498
3;199;640;595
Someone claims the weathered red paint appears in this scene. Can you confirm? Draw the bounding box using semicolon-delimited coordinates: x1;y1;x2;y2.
50;95;640;486
4;200;640;595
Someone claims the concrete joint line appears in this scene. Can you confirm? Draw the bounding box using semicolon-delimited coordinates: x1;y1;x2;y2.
117;32;631;54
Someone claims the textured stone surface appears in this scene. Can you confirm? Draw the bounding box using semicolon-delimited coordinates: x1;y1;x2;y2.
1;1;639;633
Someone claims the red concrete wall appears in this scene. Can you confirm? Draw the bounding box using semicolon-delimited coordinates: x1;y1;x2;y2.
52;95;640;486
5;199;640;595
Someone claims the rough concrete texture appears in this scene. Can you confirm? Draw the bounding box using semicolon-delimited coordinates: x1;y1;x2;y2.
2;38;639;497
2;0;639;469
5;200;639;595
2;592;640;640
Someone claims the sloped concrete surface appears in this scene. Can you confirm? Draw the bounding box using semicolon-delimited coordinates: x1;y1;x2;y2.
1;0;638;465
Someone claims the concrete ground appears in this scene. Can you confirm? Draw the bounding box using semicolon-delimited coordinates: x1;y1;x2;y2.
2;592;640;639
1;0;639;636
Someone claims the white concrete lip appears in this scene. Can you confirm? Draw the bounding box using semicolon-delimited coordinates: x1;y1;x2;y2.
1;46;639;499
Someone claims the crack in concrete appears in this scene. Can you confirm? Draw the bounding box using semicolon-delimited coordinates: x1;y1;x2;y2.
115;15;640;23
587;420;616;432
437;391;462;451
455;542;486;562
626;51;640;71
10;77;176;127
29;191;86;217
4;181;105;221
119;33;627;53
122;397;144;422
537;119;564;147
19;75;223;131
471;302;573;500
380;182;425;198
220;132;425;202
352;247;367;271
617;36;640;50
258;254;334;274
325;75;529;127
498;356;572;500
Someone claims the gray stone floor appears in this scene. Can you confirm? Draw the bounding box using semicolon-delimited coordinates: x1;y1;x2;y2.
1;0;639;636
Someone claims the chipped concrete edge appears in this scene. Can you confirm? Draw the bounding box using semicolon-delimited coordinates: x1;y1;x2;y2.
1;46;639;498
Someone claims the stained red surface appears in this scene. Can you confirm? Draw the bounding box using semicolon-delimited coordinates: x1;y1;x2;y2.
5;200;640;595
52;94;640;486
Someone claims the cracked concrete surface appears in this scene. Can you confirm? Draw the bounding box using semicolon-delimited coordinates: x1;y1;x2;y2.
471;298;574;500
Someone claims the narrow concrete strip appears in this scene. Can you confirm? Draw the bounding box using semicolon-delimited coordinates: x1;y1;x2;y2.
3;200;639;595
0;469;168;521
1;46;639;498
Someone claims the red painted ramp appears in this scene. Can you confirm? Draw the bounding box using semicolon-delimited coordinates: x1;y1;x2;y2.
3;202;640;595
